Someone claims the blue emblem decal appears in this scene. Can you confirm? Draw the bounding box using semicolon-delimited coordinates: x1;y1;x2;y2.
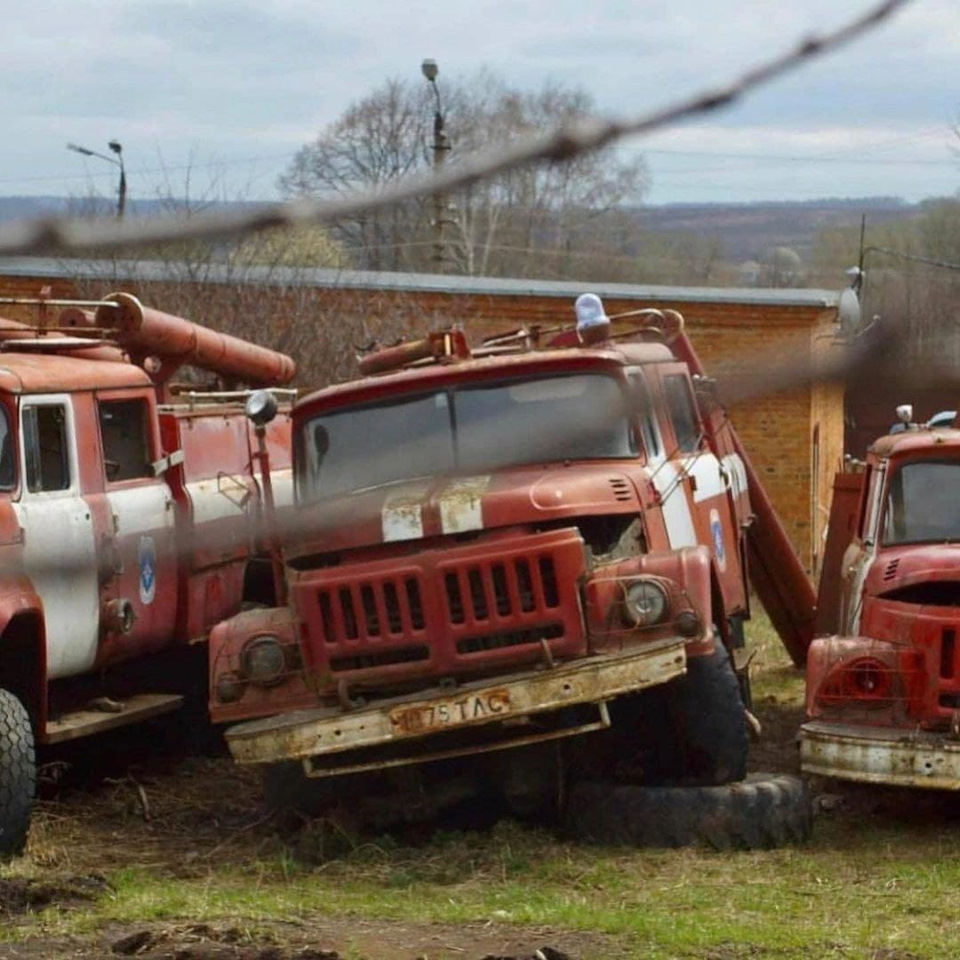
709;509;726;571
138;535;157;605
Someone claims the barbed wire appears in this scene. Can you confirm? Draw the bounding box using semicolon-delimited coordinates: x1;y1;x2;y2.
0;0;908;259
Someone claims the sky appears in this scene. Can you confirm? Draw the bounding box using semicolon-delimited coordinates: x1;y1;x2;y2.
1;0;958;208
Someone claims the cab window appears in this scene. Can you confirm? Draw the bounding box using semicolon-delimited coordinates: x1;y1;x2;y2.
99;399;152;482
23;405;69;492
0;406;14;490
663;374;701;454
627;369;660;458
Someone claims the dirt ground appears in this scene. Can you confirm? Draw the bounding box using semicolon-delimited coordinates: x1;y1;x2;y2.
0;682;950;960
0;711;642;960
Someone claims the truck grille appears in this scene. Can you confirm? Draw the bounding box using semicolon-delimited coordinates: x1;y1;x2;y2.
318;577;425;642
296;528;587;684
444;557;559;625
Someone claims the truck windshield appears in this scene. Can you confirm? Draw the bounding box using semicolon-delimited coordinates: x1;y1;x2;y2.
299;373;634;501
882;460;960;544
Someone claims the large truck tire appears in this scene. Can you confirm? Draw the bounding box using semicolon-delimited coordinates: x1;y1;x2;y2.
0;688;35;859
667;640;749;784
564;773;812;850
575;642;749;788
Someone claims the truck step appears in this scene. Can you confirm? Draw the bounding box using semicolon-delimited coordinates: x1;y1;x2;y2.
44;693;184;744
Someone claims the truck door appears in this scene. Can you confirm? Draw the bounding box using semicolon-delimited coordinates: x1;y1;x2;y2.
13;396;99;680
95;393;177;662
648;364;745;609
839;463;883;634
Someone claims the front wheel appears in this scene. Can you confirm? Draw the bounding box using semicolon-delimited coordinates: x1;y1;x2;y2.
603;641;748;786
662;640;749;785
0;688;35;859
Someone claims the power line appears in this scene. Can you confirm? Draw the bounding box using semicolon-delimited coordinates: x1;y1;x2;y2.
645;148;954;167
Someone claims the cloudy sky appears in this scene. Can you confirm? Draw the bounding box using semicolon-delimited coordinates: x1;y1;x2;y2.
2;0;958;207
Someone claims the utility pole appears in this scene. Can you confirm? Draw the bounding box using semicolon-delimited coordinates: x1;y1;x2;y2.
421;58;450;273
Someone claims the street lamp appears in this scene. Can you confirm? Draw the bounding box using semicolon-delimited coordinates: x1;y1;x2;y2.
66;140;127;219
421;58;450;272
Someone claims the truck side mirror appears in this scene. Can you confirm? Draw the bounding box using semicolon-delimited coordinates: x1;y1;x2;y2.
245;390;278;427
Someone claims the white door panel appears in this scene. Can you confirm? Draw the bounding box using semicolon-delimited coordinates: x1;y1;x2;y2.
15;396;99;680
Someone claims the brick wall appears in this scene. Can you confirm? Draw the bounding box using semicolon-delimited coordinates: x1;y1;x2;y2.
0;268;839;569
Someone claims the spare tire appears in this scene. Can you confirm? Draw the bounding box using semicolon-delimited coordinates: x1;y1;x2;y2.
0;688;35;859
564;773;812;850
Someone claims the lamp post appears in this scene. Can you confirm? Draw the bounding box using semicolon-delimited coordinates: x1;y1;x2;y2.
66;140;127;219
421;58;449;272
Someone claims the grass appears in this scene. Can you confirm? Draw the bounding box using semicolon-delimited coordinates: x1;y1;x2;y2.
4;613;960;959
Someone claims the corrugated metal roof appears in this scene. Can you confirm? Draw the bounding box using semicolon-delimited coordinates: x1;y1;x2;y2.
0;257;842;309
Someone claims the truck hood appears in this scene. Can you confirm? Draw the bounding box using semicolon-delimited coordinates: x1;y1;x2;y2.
867;543;960;597
287;463;645;557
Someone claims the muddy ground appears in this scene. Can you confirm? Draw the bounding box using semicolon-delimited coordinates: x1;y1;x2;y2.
0;688;955;960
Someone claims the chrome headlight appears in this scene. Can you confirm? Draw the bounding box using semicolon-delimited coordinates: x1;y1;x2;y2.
240;635;286;686
623;579;669;627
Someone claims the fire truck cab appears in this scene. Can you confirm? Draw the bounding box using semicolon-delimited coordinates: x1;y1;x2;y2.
802;409;960;789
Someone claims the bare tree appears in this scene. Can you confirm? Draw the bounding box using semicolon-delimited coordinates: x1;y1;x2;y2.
278;71;647;279
280;79;431;272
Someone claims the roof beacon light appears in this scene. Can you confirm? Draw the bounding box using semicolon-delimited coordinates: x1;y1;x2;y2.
895;404;913;425
575;293;611;345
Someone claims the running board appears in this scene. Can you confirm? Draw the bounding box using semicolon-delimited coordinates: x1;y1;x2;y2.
43;693;184;744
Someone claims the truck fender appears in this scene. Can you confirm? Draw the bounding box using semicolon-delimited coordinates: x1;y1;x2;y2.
0;586;47;736
805;634;923;719
208;607;314;726
584;546;714;653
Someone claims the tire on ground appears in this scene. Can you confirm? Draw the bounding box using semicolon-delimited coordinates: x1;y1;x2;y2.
0;688;35;859
648;640;749;785
564;773;812;850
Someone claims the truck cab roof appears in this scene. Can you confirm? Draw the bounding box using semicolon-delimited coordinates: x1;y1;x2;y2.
870;427;960;460
297;339;675;417
0;352;151;395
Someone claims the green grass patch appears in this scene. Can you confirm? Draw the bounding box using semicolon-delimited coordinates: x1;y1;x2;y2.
4;612;958;959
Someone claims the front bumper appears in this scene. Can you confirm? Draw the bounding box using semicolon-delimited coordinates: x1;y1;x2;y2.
800;720;960;790
225;637;686;774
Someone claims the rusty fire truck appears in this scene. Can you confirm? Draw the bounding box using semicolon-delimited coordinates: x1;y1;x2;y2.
0;291;295;857
801;407;960;790
208;294;814;848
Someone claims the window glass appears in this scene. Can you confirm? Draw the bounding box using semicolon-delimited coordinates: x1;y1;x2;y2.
301;392;454;500
882;460;960;545
23;405;69;492
857;466;875;540
626;369;660;458
0;405;14;490
663;374;701;454
455;374;634;472
99;399;152;482
298;373;635;503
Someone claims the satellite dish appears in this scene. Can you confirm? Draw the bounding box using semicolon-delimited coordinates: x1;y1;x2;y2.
838;287;861;339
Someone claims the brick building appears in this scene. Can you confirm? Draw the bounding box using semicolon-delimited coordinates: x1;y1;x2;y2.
0;257;843;570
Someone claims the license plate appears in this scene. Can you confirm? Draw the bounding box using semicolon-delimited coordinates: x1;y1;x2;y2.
390;688;511;736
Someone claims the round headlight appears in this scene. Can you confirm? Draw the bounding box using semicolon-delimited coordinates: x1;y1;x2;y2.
623;579;669;627
240;635;286;686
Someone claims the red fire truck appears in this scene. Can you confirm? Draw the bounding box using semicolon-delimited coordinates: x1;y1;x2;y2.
802;407;960;789
0;292;294;857
209;295;814;848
